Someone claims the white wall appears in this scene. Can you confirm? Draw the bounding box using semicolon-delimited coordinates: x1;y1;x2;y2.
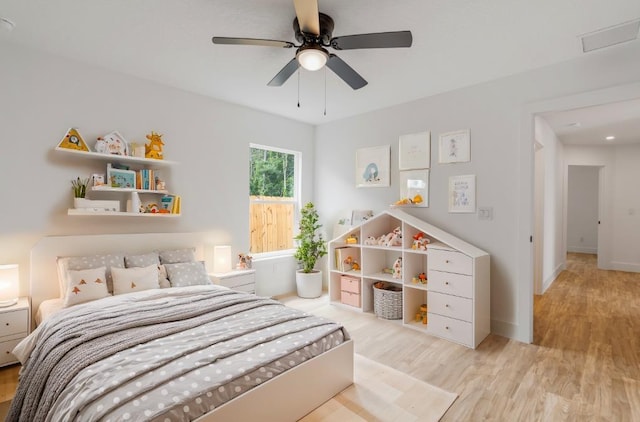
611;145;640;271
567;166;599;254
0;41;315;297
315;42;640;341
535;117;566;292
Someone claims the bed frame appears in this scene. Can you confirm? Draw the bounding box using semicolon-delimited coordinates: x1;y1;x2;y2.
29;233;354;422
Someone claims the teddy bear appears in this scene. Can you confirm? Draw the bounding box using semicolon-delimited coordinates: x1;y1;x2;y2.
364;236;377;245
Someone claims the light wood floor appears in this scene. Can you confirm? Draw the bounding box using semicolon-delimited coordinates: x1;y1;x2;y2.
2;253;639;421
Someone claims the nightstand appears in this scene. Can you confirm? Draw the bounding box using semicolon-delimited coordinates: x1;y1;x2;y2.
210;269;256;294
0;297;30;367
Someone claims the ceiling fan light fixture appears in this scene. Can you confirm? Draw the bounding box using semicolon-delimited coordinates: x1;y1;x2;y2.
296;46;328;71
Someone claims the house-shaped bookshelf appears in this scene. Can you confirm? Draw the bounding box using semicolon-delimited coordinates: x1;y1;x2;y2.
328;209;490;348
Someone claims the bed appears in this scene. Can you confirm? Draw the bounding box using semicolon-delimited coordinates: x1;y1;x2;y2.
9;233;353;422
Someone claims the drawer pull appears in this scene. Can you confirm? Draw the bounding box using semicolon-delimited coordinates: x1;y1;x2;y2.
5;323;8;326
445;326;450;330
5;351;9;354
445;304;449;308
445;260;450;264
445;281;449;285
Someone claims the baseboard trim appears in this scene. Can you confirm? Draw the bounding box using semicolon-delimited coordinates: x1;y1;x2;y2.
567;246;597;254
610;261;640;273
491;318;518;340
542;263;565;293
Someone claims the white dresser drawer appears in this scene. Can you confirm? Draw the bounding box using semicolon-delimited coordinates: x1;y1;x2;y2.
427;270;473;299
0;308;29;338
0;338;23;366
428;291;473;322
429;249;472;275
210;270;256;292
427;313;473;347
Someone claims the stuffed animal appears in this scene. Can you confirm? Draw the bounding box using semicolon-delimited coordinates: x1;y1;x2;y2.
415;304;428;324
412;232;430;250
145;131;165;160
364;236;377;245
392;257;402;279
384;227;402;247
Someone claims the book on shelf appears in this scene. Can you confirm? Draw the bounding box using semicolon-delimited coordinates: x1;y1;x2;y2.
160;195;175;212
171;196;181;214
335;247;360;272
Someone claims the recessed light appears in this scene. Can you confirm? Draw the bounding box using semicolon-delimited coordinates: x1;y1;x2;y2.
0;17;16;32
605;136;615;141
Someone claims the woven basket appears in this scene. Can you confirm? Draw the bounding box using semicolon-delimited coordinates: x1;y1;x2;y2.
373;283;403;319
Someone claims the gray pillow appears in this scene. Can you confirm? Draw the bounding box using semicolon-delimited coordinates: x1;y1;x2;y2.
158;248;196;264
165;262;211;287
67;253;125;294
125;252;170;288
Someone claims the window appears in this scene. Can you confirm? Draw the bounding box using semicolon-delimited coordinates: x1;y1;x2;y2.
249;144;300;255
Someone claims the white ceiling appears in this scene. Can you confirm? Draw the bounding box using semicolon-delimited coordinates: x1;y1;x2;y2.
541;98;640;146
1;0;639;125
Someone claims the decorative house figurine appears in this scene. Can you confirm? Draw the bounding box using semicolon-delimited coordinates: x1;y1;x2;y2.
96;131;128;155
145;131;165;160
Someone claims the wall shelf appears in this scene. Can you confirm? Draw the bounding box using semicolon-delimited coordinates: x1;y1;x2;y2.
91;186;169;194
67;209;180;217
55;147;178;167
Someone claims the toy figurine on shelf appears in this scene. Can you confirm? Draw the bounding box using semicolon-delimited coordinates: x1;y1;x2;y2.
412;232;430;250
346;234;358;244
145;131;165;160
392;257;402;279
411;272;427;285
236;253;253;269
415;304;428;324
352;261;360;271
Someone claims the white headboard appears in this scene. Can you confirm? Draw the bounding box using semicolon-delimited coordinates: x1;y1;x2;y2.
30;233;207;323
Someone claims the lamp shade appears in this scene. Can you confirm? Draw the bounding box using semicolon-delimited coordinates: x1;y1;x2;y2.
213;246;232;274
0;264;19;307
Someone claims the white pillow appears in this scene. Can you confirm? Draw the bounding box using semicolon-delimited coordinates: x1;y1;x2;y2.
63;267;110;307
111;264;160;295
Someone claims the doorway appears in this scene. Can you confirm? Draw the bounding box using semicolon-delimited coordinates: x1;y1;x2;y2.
566;165;600;256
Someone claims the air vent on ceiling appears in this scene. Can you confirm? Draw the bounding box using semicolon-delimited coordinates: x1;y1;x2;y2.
580;19;640;53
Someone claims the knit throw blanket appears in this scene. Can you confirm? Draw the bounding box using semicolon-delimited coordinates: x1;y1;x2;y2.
7;287;293;421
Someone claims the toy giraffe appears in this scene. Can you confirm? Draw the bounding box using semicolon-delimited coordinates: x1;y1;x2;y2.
145;131;165;160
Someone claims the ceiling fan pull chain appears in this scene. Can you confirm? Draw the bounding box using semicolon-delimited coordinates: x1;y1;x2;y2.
297;69;301;108
324;66;327;116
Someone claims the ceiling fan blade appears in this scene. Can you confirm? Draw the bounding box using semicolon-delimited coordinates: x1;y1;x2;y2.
267;58;300;87
293;0;320;35
212;37;294;48
331;31;412;50
326;54;367;90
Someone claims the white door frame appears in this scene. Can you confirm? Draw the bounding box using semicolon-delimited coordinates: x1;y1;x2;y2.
517;82;640;344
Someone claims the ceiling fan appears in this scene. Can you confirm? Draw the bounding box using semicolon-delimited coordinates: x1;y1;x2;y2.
212;0;412;90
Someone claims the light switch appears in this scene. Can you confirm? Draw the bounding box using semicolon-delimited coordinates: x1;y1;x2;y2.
478;207;493;221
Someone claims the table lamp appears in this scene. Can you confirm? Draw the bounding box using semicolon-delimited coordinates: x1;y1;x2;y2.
213;246;232;274
0;264;19;307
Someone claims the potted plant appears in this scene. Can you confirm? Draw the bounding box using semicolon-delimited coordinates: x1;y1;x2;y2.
293;202;328;298
71;176;89;208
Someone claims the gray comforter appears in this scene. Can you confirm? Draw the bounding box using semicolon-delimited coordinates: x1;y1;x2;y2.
8;285;349;421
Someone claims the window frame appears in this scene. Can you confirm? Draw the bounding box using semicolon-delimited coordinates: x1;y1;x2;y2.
249;143;302;258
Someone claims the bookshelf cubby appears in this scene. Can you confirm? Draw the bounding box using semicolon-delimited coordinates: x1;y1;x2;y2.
328;209;490;349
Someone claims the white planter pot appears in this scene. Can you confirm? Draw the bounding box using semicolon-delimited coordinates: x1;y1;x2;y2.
295;270;323;298
73;197;91;209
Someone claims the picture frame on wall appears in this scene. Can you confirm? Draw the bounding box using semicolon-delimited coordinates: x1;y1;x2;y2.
439;129;471;164
351;210;374;225
448;174;476;213
356;145;390;187
107;164;136;189
398;170;429;207
399;131;430;170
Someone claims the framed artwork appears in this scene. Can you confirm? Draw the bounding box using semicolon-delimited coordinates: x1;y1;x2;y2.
439;129;470;164
399;170;429;207
351;210;374;225
356;145;390;187
58;127;90;152
107;165;136;189
399;131;430;170
448;174;476;213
